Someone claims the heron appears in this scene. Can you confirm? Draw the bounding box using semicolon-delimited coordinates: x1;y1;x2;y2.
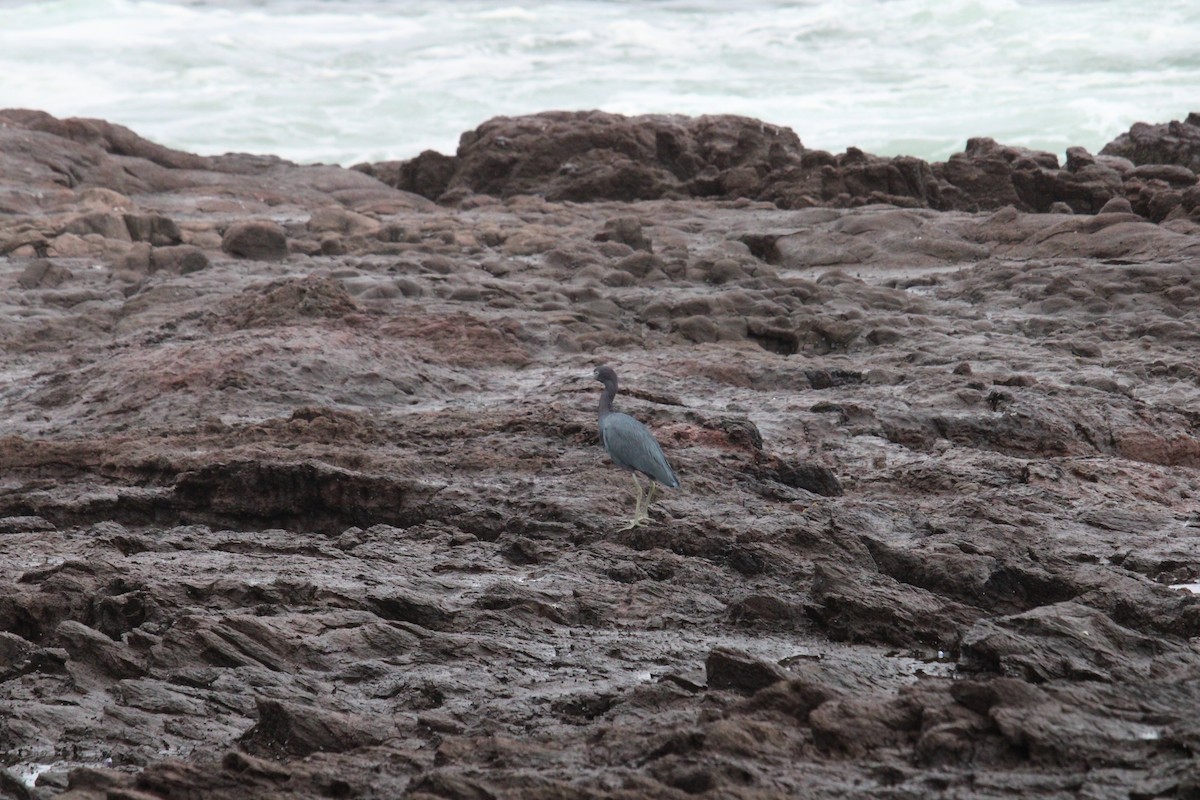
593;366;679;529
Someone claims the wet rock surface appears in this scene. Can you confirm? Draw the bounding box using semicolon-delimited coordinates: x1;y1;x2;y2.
2;108;1200;798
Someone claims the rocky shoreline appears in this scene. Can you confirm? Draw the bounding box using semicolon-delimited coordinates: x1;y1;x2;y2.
2;108;1200;798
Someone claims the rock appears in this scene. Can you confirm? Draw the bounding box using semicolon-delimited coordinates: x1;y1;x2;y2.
220;220;288;260
152;244;210;274
171;458;424;533
1100;113;1200;171
1098;196;1134;214
0;631;34;680
1126;164;1198;187
1183;184;1200;217
117;241;153;273
368;591;456;631
936;137;1060;212
959;601;1200;682
0;108;209;170
0;769;33;800
307;205;380;237
595;215;653;252
61;210;131;241
674;315;721;343
728;594;801;625
78;186;135;212
1064;146;1096;171
379;110;806;203
753;456;843;497
807;691;926;757
613;251;662;278
805;562;978;650
239;696;386;757
735;676;843;723
55;619;146;679
359;149;459;200
124;213;183;246
1124;176;1187;222
3;108;1200;799
16;260;72;289
705;647;788;693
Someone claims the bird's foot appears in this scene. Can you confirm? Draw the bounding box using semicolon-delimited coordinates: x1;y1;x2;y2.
616;514;651;531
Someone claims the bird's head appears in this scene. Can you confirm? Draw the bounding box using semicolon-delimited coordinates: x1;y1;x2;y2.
593;365;617;385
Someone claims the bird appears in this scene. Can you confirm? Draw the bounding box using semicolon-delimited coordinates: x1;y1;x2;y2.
593;365;679;529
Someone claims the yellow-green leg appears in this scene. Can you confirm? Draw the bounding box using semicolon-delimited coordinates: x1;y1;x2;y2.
618;474;649;531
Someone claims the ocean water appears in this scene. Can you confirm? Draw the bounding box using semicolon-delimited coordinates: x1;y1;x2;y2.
1;0;1197;167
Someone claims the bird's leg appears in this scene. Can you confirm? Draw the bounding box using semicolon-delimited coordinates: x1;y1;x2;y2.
638;483;659;523
631;473;646;517
631;474;648;522
617;474;647;531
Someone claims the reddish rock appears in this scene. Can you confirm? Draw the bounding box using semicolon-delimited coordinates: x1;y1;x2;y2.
61;210;132;241
221;220;288;260
55;620;146;679
372;111;1185;221
383;110;805;203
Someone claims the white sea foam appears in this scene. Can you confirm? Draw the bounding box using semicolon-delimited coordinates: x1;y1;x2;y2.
0;0;1196;166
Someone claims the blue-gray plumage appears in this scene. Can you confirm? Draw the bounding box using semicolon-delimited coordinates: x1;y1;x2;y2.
594;365;678;528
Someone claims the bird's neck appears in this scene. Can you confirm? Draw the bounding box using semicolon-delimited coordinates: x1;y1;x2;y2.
598;383;616;419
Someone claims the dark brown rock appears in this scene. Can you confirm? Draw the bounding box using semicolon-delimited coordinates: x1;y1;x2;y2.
368;591;456;631
753;456;843;497
805;562;978;650
705;647;788;693
239;696;386;757
1127;163;1199;187
360;148;459;200
124;213;183;246
0;631;34;680
1100;113;1200;171
378;110;805;203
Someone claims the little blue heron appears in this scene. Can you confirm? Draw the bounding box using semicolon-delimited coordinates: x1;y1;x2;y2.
594;366;679;529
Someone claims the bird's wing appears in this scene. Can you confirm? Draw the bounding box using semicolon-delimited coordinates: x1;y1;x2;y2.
601;413;678;486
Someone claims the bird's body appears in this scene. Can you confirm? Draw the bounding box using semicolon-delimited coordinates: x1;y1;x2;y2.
593;366;678;528
599;412;679;488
